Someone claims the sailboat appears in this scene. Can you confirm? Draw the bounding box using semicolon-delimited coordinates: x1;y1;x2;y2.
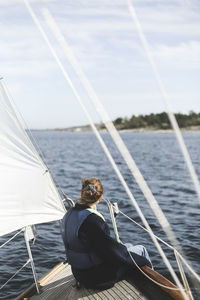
0;1;200;300
0;77;188;300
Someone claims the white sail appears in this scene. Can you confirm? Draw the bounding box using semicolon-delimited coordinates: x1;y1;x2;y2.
0;80;66;237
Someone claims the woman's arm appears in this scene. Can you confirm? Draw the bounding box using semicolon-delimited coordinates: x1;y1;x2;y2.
79;213;151;268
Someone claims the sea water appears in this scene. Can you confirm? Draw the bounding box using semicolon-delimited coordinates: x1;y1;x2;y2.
0;131;199;299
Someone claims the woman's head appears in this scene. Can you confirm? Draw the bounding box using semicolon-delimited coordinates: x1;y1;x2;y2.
80;177;103;205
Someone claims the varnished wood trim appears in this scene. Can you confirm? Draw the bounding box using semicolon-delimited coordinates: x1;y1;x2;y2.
16;262;68;299
141;266;186;300
39;262;66;286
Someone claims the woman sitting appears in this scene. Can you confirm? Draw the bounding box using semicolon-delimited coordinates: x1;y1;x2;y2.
61;177;152;289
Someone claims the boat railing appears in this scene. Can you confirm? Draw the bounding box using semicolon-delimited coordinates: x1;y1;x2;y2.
62;195;199;298
0;226;40;294
0;228;23;249
104;198;198;300
0;196;199;299
0;195;72;295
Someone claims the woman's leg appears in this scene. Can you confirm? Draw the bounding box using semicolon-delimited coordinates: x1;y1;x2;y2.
124;243;153;269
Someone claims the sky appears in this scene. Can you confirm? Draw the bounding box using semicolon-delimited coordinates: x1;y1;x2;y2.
0;0;199;129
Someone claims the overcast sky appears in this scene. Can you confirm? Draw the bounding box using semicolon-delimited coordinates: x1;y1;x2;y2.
0;0;199;129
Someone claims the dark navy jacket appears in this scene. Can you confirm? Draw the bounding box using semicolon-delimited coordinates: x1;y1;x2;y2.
61;204;150;288
62;206;104;269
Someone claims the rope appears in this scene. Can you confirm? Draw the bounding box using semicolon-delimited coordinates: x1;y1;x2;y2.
0;229;23;249
37;6;189;299
105;198;188;291
128;251;185;291
126;0;200;203
112;205;193;294
23;2;188;298
118;208;200;284
178;255;200;285
174;250;194;300
0;259;30;290
118;210;174;250
39;2;181;250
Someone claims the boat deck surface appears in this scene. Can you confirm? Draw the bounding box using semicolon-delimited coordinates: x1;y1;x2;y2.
17;262;174;300
28;263;147;300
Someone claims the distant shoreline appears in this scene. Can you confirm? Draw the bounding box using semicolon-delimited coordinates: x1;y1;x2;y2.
32;112;200;132
32;125;200;132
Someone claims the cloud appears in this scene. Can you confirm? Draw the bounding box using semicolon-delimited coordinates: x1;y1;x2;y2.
1;60;57;78
46;0;200;36
39;0;200;73
1;0;200;74
151;41;200;69
97;91;200;120
0;0;199;128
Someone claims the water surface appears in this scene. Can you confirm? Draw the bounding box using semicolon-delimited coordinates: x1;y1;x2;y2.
0;131;199;299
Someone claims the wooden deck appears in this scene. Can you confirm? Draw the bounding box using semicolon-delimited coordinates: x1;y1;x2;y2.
17;262;178;300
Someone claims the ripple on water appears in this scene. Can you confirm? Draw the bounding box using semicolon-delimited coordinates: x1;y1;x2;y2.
1;131;200;299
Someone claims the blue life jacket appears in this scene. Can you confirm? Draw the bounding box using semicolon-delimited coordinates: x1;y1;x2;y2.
61;207;105;269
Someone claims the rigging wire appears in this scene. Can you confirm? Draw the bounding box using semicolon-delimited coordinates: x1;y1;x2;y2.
128;251;187;294
38;6;199;297
37;6;192;298
118;208;200;284
105;199;187;292
0;229;23;249
106;199;194;296
23;1;188;298
174;250;193;300
0;259;31;291
126;0;200;203
39;3;182;252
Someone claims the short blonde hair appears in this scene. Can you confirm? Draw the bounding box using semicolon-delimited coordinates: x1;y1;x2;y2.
80;178;103;204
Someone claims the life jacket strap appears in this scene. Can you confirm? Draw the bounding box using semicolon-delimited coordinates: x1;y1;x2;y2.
86;208;105;221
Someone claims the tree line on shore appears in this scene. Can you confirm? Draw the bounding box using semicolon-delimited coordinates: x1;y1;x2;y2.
108;111;200;130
